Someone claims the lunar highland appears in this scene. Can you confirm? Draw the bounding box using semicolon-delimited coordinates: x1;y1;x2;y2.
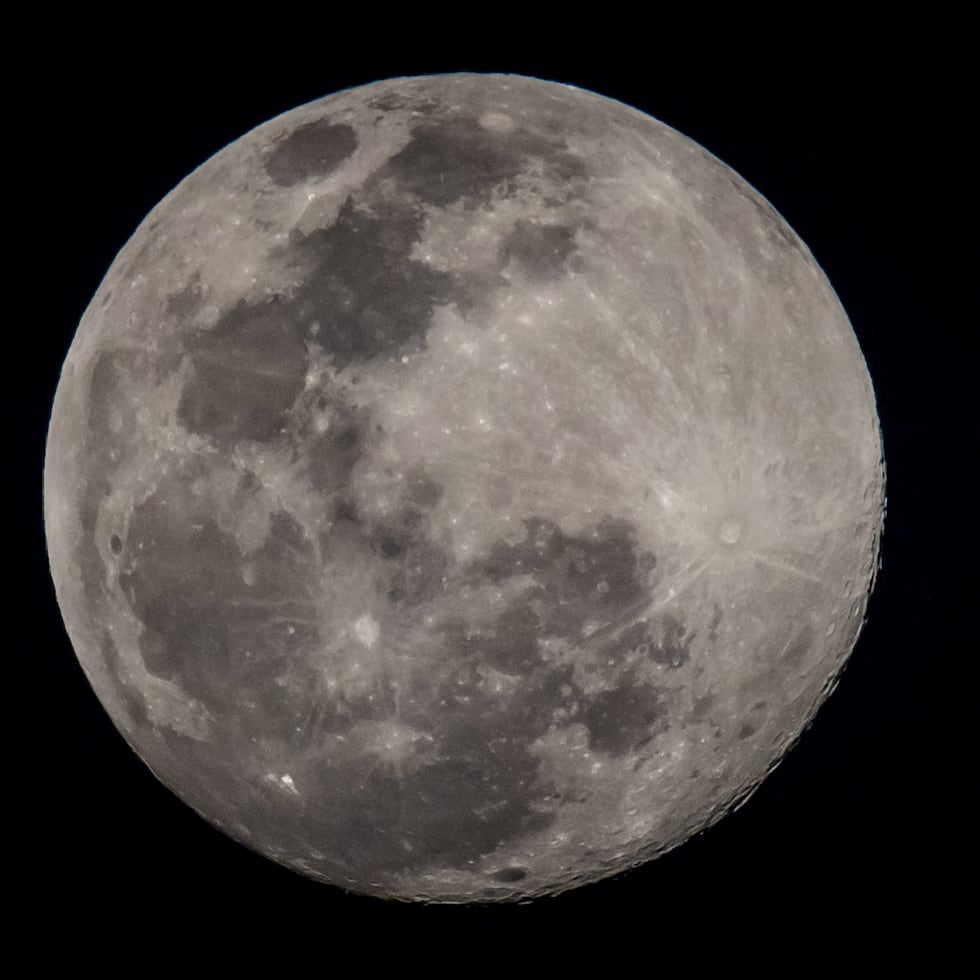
44;73;884;901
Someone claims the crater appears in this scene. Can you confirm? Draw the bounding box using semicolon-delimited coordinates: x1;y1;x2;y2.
719;520;741;545
602;614;695;671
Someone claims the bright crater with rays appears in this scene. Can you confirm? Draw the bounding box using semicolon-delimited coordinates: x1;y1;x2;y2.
44;73;883;902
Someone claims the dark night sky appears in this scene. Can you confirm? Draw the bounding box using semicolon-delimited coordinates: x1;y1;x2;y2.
10;11;974;977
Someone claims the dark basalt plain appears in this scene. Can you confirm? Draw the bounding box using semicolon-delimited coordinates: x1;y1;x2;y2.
116;450;679;881
264;119;359;187
44;73;884;902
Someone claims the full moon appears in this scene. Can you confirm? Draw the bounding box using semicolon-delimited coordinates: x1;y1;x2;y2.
44;73;884;902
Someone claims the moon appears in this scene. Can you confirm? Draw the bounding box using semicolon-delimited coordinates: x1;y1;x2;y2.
43;73;884;902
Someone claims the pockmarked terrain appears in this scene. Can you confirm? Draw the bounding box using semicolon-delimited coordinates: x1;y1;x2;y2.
44;74;884;901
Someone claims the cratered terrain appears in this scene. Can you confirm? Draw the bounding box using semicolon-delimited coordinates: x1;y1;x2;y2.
44;73;884;902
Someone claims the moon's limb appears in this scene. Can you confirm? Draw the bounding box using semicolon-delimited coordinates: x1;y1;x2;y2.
44;74;884;902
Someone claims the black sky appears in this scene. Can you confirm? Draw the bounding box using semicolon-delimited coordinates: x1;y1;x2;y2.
10;11;974;977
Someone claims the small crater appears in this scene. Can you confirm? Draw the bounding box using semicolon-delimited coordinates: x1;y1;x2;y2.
612;615;694;671
719;521;741;545
367;94;407;112
650;615;695;670
109;534;123;555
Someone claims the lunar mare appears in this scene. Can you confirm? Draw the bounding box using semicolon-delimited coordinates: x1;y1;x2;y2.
44;74;883;901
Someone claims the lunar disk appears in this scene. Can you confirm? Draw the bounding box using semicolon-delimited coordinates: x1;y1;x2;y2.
44;74;884;902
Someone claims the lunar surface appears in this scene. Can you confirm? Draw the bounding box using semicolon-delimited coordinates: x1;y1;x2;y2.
44;73;884;901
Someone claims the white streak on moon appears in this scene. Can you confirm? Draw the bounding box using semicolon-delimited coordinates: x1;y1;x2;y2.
44;72;884;903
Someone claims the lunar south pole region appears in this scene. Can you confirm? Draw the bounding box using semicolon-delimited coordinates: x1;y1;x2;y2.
44;73;884;902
